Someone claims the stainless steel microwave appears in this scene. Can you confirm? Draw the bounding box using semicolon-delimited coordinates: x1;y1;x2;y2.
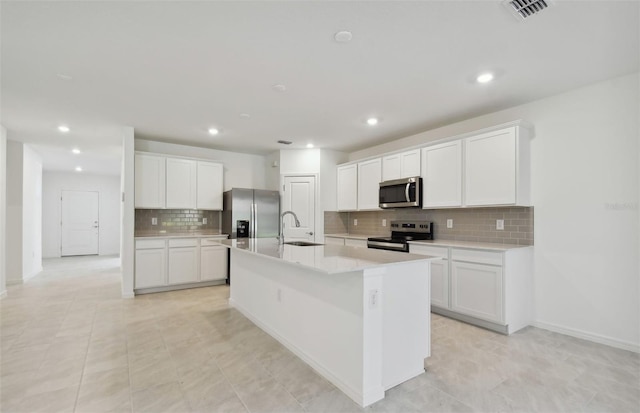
379;177;422;208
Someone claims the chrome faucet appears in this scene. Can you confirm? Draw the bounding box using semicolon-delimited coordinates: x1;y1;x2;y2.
279;210;301;245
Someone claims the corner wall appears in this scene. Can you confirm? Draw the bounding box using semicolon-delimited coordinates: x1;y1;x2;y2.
350;72;640;351
6;140;24;284
21;145;42;280
0;126;6;296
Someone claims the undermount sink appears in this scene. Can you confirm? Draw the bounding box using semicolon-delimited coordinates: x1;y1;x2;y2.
284;241;324;247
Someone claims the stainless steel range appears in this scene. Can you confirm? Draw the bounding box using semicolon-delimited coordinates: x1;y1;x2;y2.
367;220;433;253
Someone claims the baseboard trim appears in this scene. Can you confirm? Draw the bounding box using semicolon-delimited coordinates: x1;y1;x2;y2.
6;279;22;286
532;320;640;354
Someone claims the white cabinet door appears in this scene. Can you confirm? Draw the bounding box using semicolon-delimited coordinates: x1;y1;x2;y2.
337;164;358;211
166;158;197;209
430;259;449;309
382;154;401;181
400;149;421;178
135;154;166;208
357;158;382;210
200;245;228;281
345;238;367;248
465;128;517;206
451;261;503;323
168;246;199;285
422;141;462;208
135;247;167;288
196;161;223;210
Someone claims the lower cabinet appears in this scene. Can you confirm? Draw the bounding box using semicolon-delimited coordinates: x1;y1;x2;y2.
135;236;228;292
409;243;532;334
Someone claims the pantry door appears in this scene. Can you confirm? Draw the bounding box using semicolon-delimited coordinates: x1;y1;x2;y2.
61;190;99;256
282;175;316;242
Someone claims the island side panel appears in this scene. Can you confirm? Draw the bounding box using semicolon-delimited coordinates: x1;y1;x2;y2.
378;260;431;390
228;249;368;405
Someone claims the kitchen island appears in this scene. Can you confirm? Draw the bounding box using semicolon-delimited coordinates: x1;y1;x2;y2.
220;238;438;407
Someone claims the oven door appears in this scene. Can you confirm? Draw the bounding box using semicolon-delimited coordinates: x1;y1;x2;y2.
379;177;422;208
366;239;409;253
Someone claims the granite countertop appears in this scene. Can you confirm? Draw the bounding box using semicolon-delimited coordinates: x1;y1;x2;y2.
135;230;229;239
324;233;377;240
220;238;438;274
407;239;531;251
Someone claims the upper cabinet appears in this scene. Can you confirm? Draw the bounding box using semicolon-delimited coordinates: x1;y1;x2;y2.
166;158;197;209
357;158;382;210
135;152;224;210
382;149;421;181
422;141;462;208
464;126;530;206
196;161;224;210
337;164;358;211
135;153;166;208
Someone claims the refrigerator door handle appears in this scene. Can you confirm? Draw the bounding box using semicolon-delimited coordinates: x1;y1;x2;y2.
254;204;258;238
250;203;255;238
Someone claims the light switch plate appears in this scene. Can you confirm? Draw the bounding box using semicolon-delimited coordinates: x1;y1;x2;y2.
447;219;453;229
151;217;158;225
496;219;504;230
353;219;358;226
203;217;208;225
382;219;387;227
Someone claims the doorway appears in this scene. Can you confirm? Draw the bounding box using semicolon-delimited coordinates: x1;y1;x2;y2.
61;190;99;256
282;175;316;241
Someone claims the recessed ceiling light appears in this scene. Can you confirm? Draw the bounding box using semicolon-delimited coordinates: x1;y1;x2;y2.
334;30;353;43
306;143;314;149
476;72;494;84
56;73;73;81
367;117;379;126
239;113;251;119
58;125;70;133
208;128;219;136
272;84;287;92
75;166;82;172
71;148;81;154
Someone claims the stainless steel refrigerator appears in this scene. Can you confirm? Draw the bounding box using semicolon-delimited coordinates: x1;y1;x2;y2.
221;189;280;239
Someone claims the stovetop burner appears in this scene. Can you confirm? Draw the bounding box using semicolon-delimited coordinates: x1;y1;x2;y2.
367;220;433;252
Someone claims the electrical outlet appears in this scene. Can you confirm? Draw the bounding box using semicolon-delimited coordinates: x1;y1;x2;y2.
203;217;208;225
447;219;453;229
353;219;358;226
382;219;387;227
496;219;504;230
369;289;379;309
151;217;158;225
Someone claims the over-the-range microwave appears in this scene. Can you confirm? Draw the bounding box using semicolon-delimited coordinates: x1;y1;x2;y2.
379;176;422;208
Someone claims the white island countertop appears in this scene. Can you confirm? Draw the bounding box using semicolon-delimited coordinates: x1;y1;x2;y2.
220;238;437;274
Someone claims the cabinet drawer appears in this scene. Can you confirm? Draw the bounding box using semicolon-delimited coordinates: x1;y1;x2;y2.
201;238;226;246
136;239;166;250
409;244;448;259
451;248;503;266
168;238;198;248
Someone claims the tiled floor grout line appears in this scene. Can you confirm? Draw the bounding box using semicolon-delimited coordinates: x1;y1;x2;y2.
72;299;97;413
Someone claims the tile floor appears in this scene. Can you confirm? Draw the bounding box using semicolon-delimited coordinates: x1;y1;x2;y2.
1;255;639;413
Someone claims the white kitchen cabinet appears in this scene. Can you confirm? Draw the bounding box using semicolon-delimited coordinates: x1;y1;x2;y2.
337;164;358;211
422;141;462;208
357;158;382;210
135;239;167;288
324;236;345;245
200;241;227;281
451;260;503;324
464;126;530;206
167;238;199;285
409;244;449;309
345;238;367;248
135;154;166;208
196;161;224;210
166;158;197;209
382;149;421;181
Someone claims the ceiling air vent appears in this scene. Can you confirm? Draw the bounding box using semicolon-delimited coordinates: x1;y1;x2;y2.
277;140;292;145
504;0;551;20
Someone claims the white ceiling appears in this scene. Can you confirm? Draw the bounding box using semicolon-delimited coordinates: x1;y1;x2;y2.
1;1;638;175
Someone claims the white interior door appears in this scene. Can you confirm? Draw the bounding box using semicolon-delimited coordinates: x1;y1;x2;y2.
282;176;315;241
61;190;99;256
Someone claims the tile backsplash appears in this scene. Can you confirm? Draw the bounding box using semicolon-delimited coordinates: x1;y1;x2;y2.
325;207;533;245
135;209;220;232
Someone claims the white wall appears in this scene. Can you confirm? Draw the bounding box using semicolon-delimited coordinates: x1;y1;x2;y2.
280;149;321;174
265;151;280;191
0;126;7;296
350;73;640;351
135;139;269;191
42;172;121;258
6;140;24;284
22;145;42;280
